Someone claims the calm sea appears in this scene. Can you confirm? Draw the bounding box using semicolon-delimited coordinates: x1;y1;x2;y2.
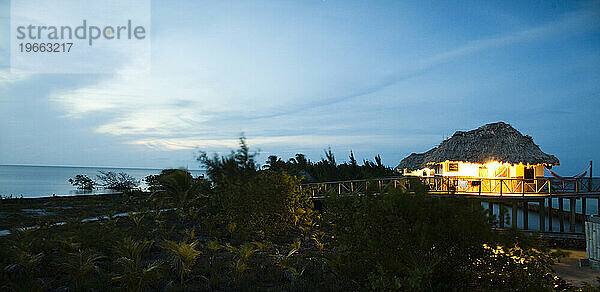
0;165;205;198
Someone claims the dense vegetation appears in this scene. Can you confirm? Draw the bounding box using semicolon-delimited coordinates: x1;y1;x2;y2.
262;148;395;182
0;138;589;291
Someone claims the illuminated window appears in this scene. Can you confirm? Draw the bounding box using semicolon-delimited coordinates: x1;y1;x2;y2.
494;164;509;178
478;166;488;177
447;163;459;172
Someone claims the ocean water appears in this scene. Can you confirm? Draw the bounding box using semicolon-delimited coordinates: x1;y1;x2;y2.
0;165;205;198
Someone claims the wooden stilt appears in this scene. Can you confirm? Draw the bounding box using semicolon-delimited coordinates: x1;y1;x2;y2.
512;200;518;228
523;201;529;230
559;199;564;232
582;197;587;223
548;197;553;232
539;199;545;232
499;202;505;228
570;198;576;232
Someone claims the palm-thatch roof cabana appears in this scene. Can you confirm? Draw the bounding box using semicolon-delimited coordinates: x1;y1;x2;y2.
397;122;559;178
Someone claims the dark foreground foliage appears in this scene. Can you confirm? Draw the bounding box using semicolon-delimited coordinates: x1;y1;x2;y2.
0;139;587;291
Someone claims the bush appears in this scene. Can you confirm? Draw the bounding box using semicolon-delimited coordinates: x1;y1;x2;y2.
69;174;96;190
149;169;211;209
323;188;557;290
96;171;139;191
212;171;313;242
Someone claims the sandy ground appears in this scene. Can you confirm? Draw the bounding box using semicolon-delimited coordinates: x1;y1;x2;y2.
553;250;600;288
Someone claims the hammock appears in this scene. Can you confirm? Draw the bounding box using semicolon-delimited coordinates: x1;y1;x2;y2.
544;165;589;180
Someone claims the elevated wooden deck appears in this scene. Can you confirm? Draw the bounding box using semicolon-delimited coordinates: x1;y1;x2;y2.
301;176;600;198
301;176;600;236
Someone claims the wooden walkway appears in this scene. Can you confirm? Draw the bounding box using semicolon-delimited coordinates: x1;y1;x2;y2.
301;176;600;236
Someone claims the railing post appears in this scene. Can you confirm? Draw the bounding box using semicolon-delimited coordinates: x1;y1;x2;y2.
522;179;525;196
478;182;482;196
589;160;593;192
575;179;579;193
338;183;341;195
500;179;503;197
350;182;353;192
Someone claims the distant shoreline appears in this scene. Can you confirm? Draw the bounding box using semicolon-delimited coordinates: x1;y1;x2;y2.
0;164;203;171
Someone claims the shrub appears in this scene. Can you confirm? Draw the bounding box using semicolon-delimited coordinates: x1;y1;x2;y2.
69;174;96;190
149;169;211;209
323;188;557;290
96;171;140;191
213;171;313;242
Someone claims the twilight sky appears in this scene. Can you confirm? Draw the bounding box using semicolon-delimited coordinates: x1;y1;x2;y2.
1;0;599;174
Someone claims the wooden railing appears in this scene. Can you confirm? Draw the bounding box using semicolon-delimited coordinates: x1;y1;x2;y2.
301;176;600;197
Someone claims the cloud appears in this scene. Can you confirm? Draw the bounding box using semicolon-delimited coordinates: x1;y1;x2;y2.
0;70;30;87
45;6;597;152
128;134;402;151
256;8;599;118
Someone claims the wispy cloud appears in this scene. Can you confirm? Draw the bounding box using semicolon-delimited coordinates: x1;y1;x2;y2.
128;134;401;151
0;70;30;87
41;6;600;153
253;8;599;118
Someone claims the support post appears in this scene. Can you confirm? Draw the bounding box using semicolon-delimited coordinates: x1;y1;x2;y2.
523;201;529;230
582;197;587;221
499;202;505;228
500;180;503;197
548;197;553;232
512;200;518;228
570;198;576;232
490;202;495;226
539;199;545;232
559;198;564;232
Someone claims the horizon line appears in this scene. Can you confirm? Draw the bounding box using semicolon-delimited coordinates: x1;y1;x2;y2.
0;163;204;171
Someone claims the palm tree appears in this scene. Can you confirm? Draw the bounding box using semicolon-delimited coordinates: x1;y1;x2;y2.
112;238;162;292
152;169;207;209
226;243;256;281
62;249;105;289
161;240;201;285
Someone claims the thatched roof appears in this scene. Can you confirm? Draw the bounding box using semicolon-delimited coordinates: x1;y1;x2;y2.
396;122;559;170
395;148;436;171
